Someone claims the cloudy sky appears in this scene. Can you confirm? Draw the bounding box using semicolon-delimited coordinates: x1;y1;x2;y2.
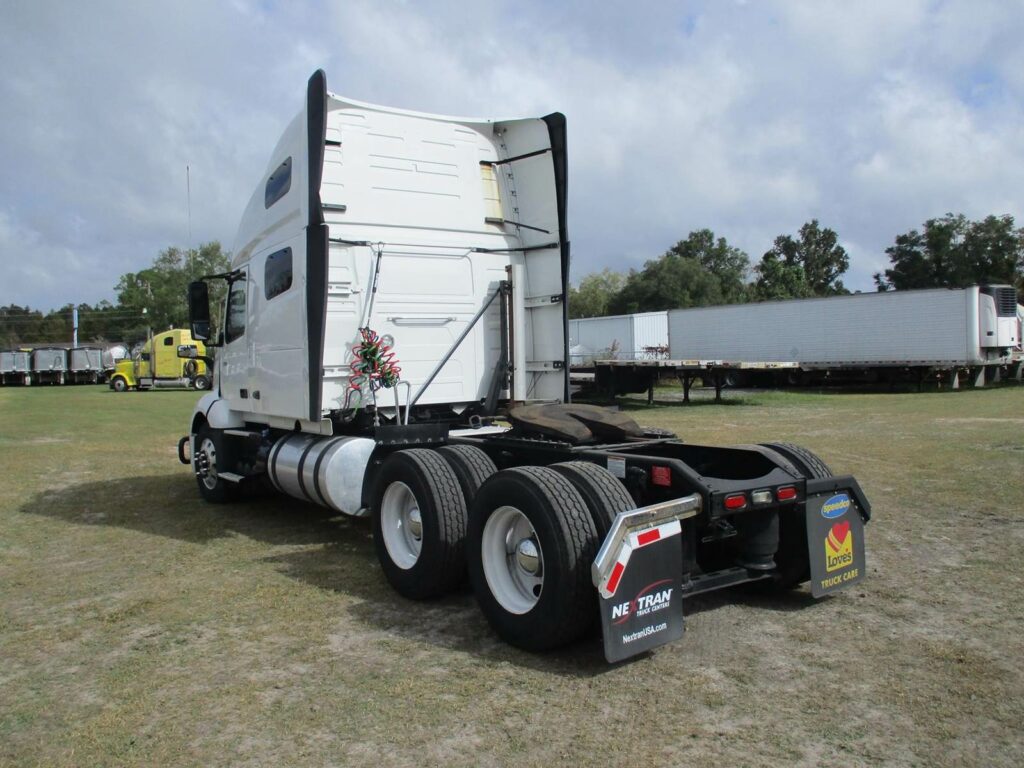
2;0;1022;310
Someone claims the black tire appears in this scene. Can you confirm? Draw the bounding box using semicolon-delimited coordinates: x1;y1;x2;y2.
436;445;497;507
761;442;833;479
372;449;467;600
468;466;599;651
110;376;128;392
549;461;634;539
193;424;240;503
193;374;211;391
756;442;834;590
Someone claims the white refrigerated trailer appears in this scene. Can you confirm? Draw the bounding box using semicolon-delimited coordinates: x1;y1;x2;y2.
178;71;871;662
568;311;668;364
668;286;1020;387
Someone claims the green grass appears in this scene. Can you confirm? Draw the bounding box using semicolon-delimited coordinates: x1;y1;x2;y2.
1;384;1023;767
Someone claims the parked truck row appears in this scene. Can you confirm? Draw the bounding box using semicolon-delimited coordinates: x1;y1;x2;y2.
0;330;211;390
178;71;870;662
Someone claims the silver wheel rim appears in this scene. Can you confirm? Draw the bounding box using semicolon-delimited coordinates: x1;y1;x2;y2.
199;437;219;490
381;481;423;569
481;506;544;614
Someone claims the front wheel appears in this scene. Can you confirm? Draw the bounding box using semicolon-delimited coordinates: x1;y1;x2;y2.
372;449;467;600
193;425;239;503
468;466;599;652
193;374;211;391
110;376;128;392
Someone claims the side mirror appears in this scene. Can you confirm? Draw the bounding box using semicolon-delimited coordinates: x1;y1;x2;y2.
177;344;199;359
188;281;211;341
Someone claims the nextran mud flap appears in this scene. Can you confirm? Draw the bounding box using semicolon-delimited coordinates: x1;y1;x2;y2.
805;486;868;598
592;496;700;663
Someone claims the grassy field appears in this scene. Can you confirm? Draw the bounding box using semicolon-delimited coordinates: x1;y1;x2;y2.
1;384;1022;767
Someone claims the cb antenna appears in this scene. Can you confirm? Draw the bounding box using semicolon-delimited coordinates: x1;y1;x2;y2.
186;164;193;248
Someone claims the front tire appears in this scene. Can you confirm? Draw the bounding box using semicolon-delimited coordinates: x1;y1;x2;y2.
193;374;211;391
193;425;239;503
468;466;599;651
110;376;128;392
372;449;467;600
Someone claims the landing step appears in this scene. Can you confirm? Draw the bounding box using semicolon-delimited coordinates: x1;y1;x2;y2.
218;472;246;483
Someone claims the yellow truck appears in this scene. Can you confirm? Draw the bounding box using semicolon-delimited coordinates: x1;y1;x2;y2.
109;329;210;392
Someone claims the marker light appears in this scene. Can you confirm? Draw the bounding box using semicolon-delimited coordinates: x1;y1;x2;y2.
776;486;798;502
751;489;772;505
724;493;747;511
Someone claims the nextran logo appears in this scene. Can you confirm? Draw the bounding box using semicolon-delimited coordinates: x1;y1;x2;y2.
611;579;674;625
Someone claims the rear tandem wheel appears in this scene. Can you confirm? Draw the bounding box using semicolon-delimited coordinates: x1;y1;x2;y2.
372;449;468;600
467;466;600;651
757;442;835;590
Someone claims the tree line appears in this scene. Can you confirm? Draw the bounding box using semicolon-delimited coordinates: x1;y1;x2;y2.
569;214;1024;319
0;242;230;349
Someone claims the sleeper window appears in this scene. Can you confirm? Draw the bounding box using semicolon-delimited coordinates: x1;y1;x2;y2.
265;157;292;209
264;248;293;300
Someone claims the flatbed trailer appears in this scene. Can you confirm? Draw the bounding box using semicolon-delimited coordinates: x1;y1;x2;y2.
178;71;870;663
578;358;799;403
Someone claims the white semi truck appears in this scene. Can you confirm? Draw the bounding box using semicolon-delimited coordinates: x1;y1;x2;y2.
668;286;1020;387
180;71;871;662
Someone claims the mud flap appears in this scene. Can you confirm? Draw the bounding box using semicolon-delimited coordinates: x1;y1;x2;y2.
592;496;699;663
805;489;867;597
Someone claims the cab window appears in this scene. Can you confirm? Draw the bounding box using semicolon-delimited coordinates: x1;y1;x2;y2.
225;278;247;344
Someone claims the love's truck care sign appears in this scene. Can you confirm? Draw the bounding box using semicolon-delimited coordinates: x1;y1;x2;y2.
806;491;867;598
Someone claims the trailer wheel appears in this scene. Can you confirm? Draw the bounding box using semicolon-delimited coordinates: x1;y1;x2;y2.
194;425;239;503
468;466;599;651
757;442;834;590
436;445;497;507
110;376;128;392
549;461;634;539
193;375;211;391
372;449;467;600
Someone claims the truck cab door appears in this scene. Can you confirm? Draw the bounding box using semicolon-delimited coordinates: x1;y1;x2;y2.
219;269;252;411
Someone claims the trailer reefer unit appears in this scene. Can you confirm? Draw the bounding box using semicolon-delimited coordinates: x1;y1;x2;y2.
0;350;32;386
31;347;67;385
569;311;668;364
68;346;104;384
180;71;870;662
668;286;1019;385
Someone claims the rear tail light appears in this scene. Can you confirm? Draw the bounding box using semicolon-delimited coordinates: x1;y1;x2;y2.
724;493;747;511
777;486;797;502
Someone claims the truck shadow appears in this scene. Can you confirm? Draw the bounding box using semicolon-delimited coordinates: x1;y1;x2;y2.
19;474;617;676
